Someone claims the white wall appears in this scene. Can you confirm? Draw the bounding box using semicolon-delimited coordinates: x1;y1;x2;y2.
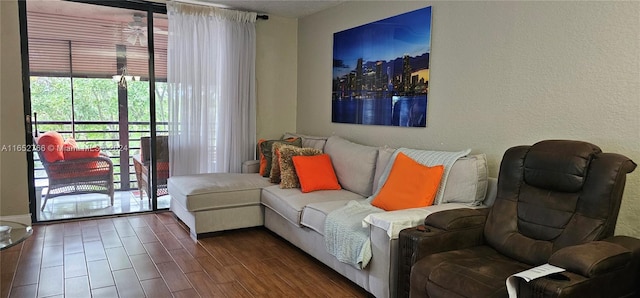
256;15;298;140
297;1;640;236
0;0;30;220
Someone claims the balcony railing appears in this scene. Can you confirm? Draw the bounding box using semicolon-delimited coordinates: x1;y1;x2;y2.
33;120;168;191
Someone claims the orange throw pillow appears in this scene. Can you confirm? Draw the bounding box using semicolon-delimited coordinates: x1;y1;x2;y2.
36;131;65;162
371;152;444;211
63;147;101;160
292;154;341;193
257;139;267;176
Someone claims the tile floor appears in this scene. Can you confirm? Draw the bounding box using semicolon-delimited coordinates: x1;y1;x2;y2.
1;213;368;298
38;190;171;221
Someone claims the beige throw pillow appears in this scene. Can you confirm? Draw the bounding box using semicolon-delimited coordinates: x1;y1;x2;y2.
269;142;291;183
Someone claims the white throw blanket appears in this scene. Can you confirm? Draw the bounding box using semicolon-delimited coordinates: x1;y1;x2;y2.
324;200;383;269
325;148;471;269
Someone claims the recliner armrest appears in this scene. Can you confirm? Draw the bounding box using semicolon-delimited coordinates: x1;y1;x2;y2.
397;209;488;297
549;239;632;278
399;209;489;259
424;208;488;230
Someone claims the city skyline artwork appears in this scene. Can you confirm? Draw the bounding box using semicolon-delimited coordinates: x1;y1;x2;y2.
332;6;432;127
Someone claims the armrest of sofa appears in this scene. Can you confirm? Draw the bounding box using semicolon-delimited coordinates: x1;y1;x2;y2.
549;236;640;278
363;203;481;239
242;159;259;174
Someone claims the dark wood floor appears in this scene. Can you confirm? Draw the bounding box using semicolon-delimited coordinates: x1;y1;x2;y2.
0;212;369;298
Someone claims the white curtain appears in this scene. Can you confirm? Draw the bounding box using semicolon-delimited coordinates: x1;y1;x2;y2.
167;2;257;176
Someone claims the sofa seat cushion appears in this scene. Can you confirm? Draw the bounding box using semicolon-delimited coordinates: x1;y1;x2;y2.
261;185;365;226
168;173;273;211
411;245;529;297
300;200;358;235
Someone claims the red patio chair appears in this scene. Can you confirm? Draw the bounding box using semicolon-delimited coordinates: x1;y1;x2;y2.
36;131;114;211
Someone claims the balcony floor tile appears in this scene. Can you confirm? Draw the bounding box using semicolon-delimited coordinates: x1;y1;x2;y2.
38;191;170;222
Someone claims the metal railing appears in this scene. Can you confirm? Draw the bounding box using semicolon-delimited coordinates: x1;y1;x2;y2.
34;120;168;190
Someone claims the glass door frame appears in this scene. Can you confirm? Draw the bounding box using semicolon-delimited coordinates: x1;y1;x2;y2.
19;0;168;223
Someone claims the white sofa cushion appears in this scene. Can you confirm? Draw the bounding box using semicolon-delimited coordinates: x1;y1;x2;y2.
441;154;488;205
372;146;396;192
283;132;328;151
371;151;489;206
324;136;379;197
261;185;365;226
168;173;272;211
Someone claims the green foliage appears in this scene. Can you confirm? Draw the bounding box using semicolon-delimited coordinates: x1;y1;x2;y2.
30;77;72;121
30;76;168;139
30;76;169;190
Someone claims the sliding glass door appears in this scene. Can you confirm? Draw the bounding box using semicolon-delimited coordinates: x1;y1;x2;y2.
22;0;168;222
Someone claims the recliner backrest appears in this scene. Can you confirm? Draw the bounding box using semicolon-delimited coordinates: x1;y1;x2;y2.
484;140;636;265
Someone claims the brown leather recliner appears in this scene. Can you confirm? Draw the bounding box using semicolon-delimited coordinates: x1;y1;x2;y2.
398;140;639;298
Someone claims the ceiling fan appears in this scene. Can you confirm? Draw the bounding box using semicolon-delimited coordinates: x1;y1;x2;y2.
123;14;147;47
121;14;168;47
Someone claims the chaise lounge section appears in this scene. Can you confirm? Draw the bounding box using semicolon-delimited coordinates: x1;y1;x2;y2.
168;133;497;298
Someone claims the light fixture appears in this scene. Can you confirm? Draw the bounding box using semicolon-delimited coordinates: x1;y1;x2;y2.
112;66;140;88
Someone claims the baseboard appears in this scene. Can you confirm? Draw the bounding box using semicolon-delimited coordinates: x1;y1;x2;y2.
0;214;32;225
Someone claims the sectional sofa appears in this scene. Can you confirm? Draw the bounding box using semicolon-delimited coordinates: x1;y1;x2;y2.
168;133;497;298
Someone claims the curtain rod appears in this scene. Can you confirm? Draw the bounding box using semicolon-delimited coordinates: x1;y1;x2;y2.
170;0;269;20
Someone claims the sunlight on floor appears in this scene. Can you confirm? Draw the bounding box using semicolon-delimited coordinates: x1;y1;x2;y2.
37;190;171;221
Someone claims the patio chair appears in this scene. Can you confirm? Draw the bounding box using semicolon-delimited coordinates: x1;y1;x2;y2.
133;136;170;202
36;131;114;211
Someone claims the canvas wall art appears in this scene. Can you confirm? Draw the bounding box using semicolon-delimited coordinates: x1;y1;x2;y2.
332;7;432;127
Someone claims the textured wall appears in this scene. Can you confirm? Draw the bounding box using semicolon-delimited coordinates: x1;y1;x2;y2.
256;15;298;140
297;1;640;236
0;0;30;218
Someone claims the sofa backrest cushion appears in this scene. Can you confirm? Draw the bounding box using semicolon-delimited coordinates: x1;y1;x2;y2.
373;146;396;191
441;154;489;205
324;136;379;197
372;149;489;206
283;132;328;151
